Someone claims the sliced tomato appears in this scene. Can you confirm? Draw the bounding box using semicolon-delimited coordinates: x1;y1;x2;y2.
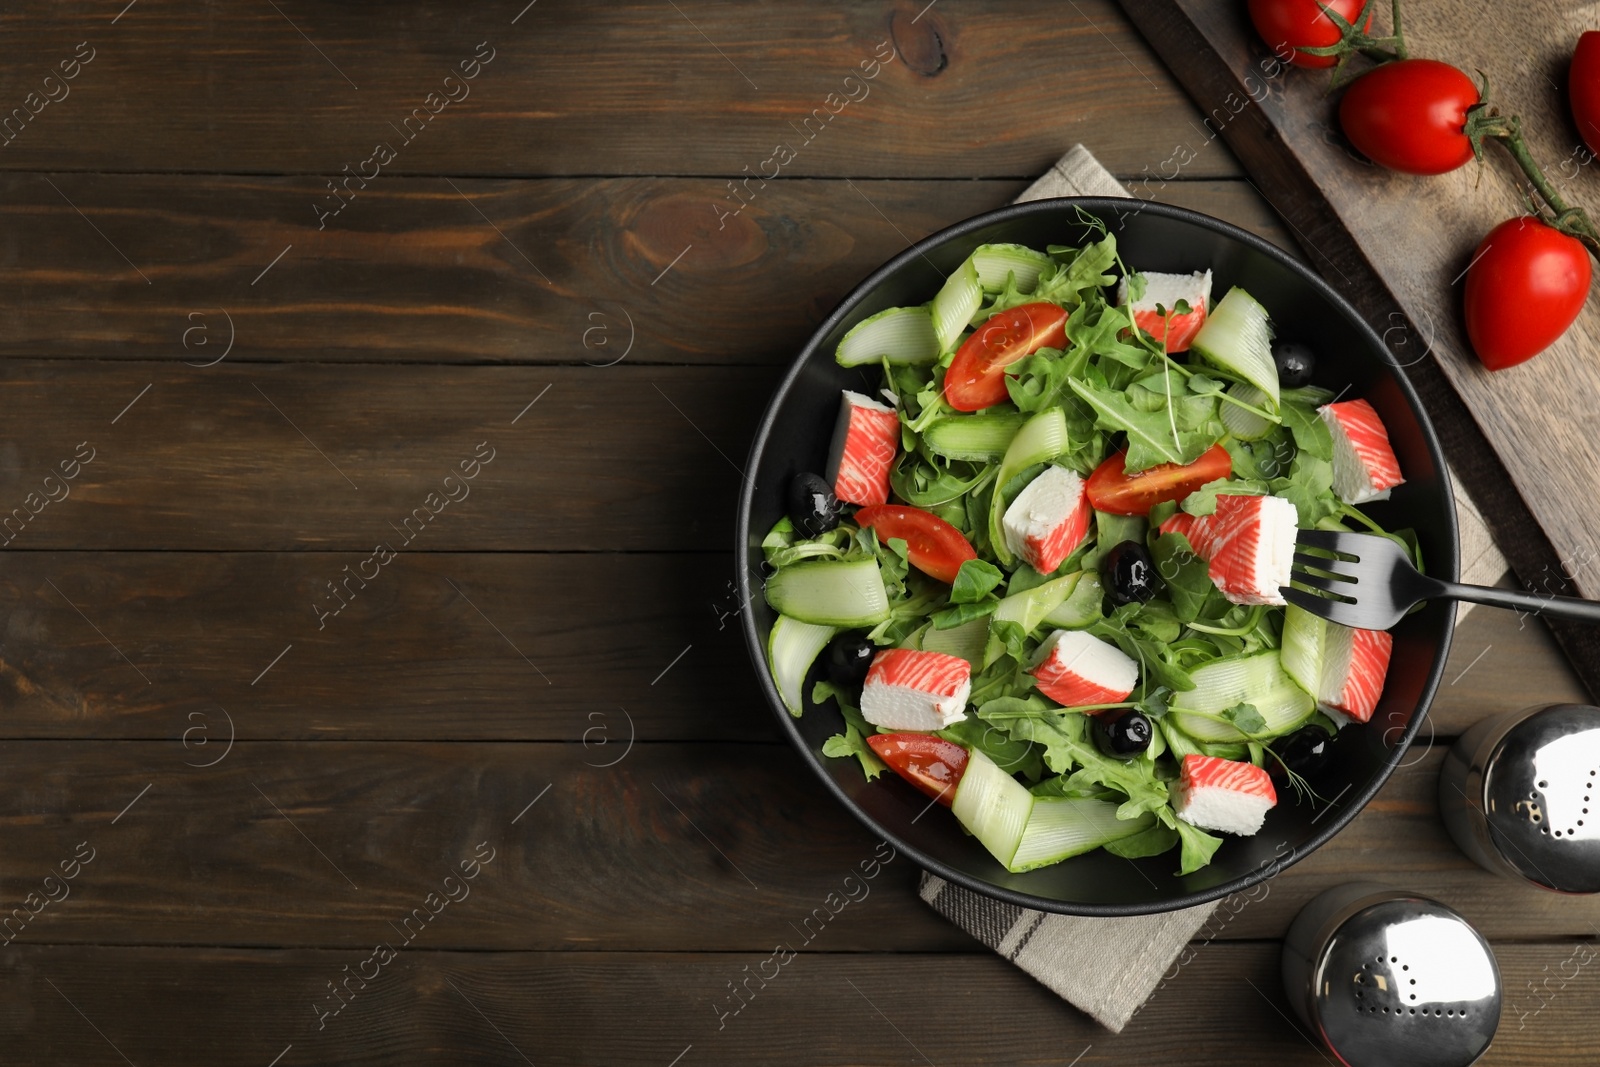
943;302;1068;412
854;504;978;584
866;733;969;806
1086;444;1233;516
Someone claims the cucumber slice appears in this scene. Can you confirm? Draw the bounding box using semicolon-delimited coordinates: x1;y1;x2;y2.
950;747;1035;869
923;412;1027;462
1219;382;1276;441
1009;798;1156;873
764;558;891;628
1041;572;1104;629
987;408;1069;566
1191;287;1279;409
766;616;838;717
835;306;940;368
920;617;989;668
1169;649;1314;742
971;243;1052;293
984;571;1083;667
931;258;982;353
1279;602;1326;697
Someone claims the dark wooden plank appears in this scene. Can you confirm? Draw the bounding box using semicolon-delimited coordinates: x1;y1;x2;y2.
0;361;770;550
1121;1;1600;699
0;176;1283;364
0;740;969;953
2;942;1594;1065
0;551;1572;742
1;741;1596;949
0;552;772;741
0;1;1237;180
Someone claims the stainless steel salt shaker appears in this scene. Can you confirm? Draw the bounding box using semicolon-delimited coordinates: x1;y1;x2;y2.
1282;883;1501;1067
1439;702;1600;893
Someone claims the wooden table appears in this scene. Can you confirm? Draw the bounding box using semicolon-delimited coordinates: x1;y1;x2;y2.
0;3;1595;1063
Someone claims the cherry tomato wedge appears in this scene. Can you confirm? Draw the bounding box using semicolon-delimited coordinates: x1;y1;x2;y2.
1338;59;1478;175
1247;0;1372;68
1571;32;1600;156
1464;217;1592;371
854;505;978;584
943;302;1068;412
1086;444;1233;516
866;733;969;807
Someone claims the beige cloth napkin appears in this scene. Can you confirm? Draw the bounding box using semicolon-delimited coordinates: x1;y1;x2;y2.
917;144;1511;1033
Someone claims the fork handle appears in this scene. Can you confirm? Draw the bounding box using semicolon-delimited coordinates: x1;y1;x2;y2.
1437;580;1600;624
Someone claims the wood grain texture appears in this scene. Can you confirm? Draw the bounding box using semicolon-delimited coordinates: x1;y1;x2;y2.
1;942;1594;1065
1122;1;1600;697
0;1;1237;180
0;741;1596;950
0;176;1284;364
0;362;771;551
0;550;1574;742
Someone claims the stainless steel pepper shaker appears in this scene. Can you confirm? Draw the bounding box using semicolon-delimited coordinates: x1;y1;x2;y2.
1439;702;1600;893
1281;883;1501;1067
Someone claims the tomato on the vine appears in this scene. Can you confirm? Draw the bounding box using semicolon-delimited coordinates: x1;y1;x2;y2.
1338;59;1479;175
1571;31;1600;156
1464;217;1591;371
1247;0;1372;69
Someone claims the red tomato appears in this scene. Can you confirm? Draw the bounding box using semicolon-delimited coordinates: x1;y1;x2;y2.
1247;0;1372;68
1572;32;1600;156
943;302;1068;412
854;505;978;584
1086;445;1233;516
1338;59;1479;175
1464;217;1591;371
866;733;969;806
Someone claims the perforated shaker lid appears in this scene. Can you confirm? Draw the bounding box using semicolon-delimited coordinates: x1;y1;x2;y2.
1482;703;1600;893
1311;896;1500;1067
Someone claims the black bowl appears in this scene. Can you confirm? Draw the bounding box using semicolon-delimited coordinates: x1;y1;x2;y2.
735;197;1458;915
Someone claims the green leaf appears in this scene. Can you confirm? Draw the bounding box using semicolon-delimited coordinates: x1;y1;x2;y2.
1269;453;1342;528
1066;378;1215;472
1104;822;1179;859
1281;400;1333;461
1221;702;1268;736
822;725;887;781
1151;532;1212;624
930;598;999;629
1179;477;1269;517
1172;820;1224;875
951;558;1005;604
988;618;1030;663
939;717;1044;781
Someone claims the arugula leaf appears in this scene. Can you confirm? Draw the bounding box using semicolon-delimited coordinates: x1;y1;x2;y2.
1151;531;1212;623
1067;377;1215;472
988;618;1030;663
822;725;887;780
1137;686;1173;720
1179;478;1269;517
930;599;999;629
1281;400;1333;460
939;717;1044;781
1171;820;1224;875
1104;822;1179;859
1269;452;1342;528
951;558;1004;604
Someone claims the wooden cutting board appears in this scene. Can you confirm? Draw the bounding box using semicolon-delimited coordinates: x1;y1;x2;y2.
1123;0;1600;697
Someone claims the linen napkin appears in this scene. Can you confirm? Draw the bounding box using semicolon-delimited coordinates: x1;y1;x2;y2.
917;143;1511;1033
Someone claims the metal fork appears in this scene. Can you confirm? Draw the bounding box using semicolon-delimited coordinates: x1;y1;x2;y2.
1285;529;1600;630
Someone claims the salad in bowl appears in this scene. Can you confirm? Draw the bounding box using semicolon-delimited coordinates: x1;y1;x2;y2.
758;216;1419;879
